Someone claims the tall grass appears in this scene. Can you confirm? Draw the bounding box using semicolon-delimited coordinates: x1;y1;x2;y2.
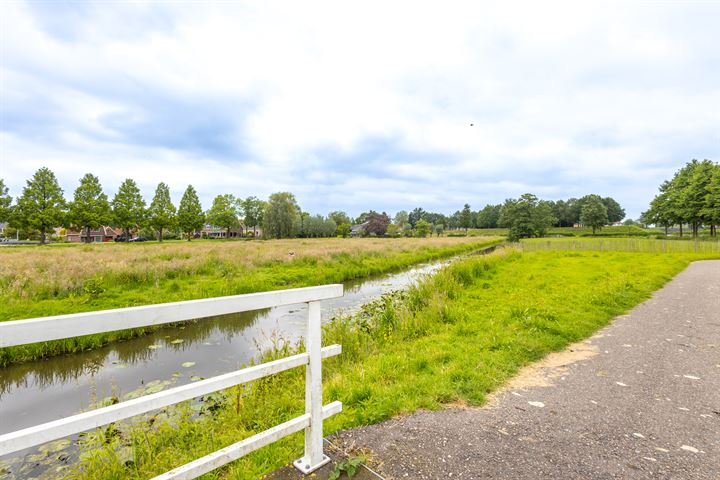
521;237;720;254
66;247;715;479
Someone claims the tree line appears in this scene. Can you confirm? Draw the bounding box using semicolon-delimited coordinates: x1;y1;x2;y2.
0;167;629;243
0;168;338;243
642;159;720;237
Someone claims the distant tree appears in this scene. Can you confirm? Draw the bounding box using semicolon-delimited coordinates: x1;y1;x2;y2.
263;192;300;239
0;179;12;224
476;204;501;229
328;211;351;227
386;223;400;237
242;196;266;237
15;167;66;244
147;182;176;242
352;212;369;225
393;210;409;226
601;197;625;223
499;193;555;241
703;164;720;236
408;207;427;228
207;194;239;238
365;211;391;236
434;223;445;237
550;199;577;227
415;219;432;237
68;173;112;243
580;195;609;235
112;179;146;238
459;203;473;233
177;185;204;240
337;222;351;238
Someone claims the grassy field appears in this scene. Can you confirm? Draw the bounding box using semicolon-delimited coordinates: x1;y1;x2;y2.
521;237;720;254
0;237;502;366
454;225;666;237
68;244;720;479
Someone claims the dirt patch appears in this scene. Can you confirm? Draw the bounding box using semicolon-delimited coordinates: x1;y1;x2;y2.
486;339;599;406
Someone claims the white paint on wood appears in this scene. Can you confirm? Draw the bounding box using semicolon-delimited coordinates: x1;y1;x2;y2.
152;402;342;480
0;345;341;456
0;284;343;347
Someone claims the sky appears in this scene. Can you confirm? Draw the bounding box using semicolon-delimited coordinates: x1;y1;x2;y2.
1;1;719;219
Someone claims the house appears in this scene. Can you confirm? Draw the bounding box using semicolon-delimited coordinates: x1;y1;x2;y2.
201;224;262;238
66;226;122;243
350;222;369;237
0;222;6;237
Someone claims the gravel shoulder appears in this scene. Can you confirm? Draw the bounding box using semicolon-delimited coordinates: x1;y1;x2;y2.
333;260;720;479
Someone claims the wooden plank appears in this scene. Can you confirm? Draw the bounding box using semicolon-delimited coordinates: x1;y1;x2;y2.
0;284;343;347
0;346;342;456
152;402;343;480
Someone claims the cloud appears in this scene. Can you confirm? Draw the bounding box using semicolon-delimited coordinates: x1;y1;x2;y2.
1;0;719;218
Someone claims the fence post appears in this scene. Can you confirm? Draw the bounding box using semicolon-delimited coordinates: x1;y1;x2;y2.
294;300;330;473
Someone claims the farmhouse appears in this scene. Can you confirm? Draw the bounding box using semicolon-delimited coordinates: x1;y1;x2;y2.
66;226;122;243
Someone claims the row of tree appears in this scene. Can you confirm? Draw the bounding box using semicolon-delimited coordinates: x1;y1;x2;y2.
642;159;720;237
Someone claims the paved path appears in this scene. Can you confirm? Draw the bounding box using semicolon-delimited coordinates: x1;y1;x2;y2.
333;260;720;479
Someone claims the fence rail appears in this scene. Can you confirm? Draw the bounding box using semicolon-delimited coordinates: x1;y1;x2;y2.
0;284;344;477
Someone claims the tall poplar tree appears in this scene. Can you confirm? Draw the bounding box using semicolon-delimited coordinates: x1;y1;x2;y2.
147;183;176;242
177;185;205;240
15;167;66;244
112;179;146;239
69;173;111;243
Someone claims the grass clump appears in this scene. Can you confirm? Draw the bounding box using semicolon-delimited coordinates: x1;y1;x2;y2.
69;247;717;479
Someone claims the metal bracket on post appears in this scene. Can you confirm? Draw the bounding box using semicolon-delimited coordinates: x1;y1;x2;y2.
294;300;331;474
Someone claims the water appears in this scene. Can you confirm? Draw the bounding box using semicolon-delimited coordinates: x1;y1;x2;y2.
0;258;454;478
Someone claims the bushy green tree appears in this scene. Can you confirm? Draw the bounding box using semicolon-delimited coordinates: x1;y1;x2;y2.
579;195;609;234
499;193;555;241
0;179;12;224
112;179;146;238
328;211;351;227
206;194;239;238
147;182;176;242
415;219;432;237
241;196;266;237
476;204;501;228
601;197;625;223
15;167;66;244
434;223;445;236
69;173;111;243
337;222;351;238
263;192;300;239
393;210;409;226
177;185;204;240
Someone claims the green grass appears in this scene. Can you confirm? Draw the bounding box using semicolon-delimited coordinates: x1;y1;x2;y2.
0;238;503;366
69;246;719;479
459;225;666;237
521;236;720;254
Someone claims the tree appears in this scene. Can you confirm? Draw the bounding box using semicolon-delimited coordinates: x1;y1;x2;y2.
328;211;351;227
112;179;146;239
580;195;608;235
415;219;432;237
0;179;12;224
459;203;473;233
434;223;445;236
393;210;409;226
15;167;66;244
476;204;501;228
206;194;239;238
177;185;204;240
263;192;300;239
601;197;625;223
68;173;111;243
337;222;351;238
241;196;266;236
147;182;176;242
703;164;720;236
408;207;427;228
499;193;555;241
365;211;390;236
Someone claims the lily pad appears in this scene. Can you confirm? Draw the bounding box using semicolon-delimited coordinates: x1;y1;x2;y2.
190;375;203;381
181;362;196;368
147;344;162;350
170;339;184;344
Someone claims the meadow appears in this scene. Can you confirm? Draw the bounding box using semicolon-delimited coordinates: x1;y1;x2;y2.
455;225;665;237
68;242;720;479
0;236;502;365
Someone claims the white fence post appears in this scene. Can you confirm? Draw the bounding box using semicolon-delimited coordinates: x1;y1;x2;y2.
294;300;330;473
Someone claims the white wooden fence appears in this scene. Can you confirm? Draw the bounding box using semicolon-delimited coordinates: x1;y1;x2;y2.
0;284;344;477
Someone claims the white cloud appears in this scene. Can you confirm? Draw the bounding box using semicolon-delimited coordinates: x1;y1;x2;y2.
1;0;719;217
